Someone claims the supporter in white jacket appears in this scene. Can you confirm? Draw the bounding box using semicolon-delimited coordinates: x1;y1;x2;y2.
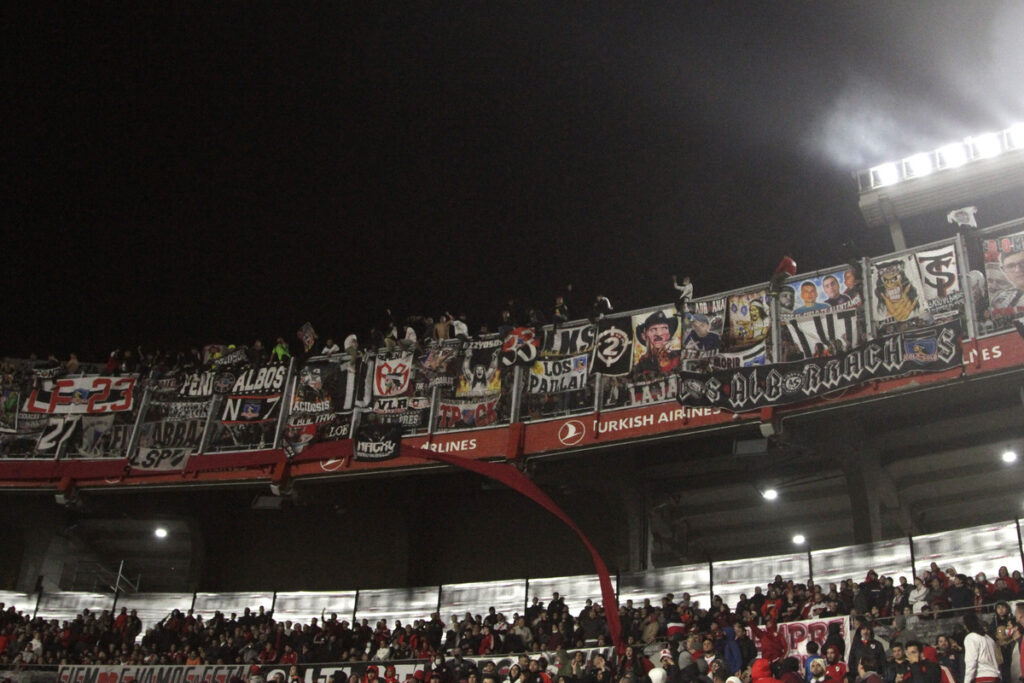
961;614;1000;683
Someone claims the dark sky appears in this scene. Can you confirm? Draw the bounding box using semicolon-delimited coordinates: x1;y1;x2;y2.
7;2;1023;360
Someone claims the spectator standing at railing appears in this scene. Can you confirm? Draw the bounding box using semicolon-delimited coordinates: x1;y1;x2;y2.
553;295;569;327
947;576;973;611
272;337;291;363
673;276;693;314
434;315;451;341
319;338;340;355
908;579;931;614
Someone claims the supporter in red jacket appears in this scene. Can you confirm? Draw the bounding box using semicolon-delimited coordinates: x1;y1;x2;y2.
751;658;783;683
823;645;847;683
749;618;788;662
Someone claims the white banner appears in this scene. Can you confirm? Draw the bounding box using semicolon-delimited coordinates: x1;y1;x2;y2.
58;665;246;683
23;376;136;414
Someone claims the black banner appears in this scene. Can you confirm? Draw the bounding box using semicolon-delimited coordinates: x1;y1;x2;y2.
353;422;402;461
594;316;633;375
283;359;358;457
679;321;961;411
499;327;541;367
456;335;502;397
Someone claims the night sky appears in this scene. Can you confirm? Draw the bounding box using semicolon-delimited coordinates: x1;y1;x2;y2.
7;2;1023;360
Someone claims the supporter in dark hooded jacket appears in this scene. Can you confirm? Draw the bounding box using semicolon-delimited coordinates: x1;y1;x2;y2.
721;626;743;676
847;625;885;672
734;626;758;673
824;624;846;661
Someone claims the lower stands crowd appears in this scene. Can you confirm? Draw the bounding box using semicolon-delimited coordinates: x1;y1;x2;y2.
2;562;1023;683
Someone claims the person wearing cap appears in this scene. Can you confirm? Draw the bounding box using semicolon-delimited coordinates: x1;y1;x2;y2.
635;310;682;373
658;648;681;683
681;313;720;353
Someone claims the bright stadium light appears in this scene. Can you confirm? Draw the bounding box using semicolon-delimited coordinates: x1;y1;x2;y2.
1002;449;1018;464
904;153;934;178
154;527;168;539
937;142;968;169
871;162;900;187
792;534;806;545
970;133;1002;159
762;488;779;501
1008;124;1024;150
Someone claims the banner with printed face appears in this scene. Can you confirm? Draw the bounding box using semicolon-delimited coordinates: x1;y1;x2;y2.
456;336;502;398
282;359;357;457
679;320;961;411
417;340;462;390
779;268;864;361
207;364;288;452
22;376;136;414
982;229;1024;331
499;327;541;368
632;307;684;375
678;299;724;371
723;288;771;351
870;243;963;335
594;315;634;375
436;395;502;429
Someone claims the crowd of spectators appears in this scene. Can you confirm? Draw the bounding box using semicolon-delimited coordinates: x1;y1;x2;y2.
2;562;1023;683
2;283;622;382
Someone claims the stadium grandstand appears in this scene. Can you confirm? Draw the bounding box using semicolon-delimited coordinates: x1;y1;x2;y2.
4;127;1024;683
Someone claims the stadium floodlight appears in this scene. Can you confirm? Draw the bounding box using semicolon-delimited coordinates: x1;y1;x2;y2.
1008;124;1024;150
761;488;779;501
871;162;900;188
1002;449;1018;464
937;142;968;169
154;527;168;539
904;153;934;178
970;133;1002;160
792;534;806;545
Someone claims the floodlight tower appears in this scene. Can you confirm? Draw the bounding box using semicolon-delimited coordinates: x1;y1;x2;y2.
856;124;1024;250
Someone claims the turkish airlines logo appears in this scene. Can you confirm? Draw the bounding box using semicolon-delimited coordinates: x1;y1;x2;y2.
558;420;586;446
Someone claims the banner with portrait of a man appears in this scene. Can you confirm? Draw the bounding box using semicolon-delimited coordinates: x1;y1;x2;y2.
983;230;1024;331
631;308;683;376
